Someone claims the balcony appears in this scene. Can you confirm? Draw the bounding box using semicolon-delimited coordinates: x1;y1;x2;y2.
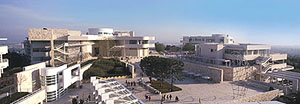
124;44;155;48
0;59;9;69
270;53;287;61
0;46;8;54
224;54;261;60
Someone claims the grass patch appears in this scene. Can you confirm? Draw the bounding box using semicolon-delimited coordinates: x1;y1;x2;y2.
0;92;29;104
150;80;182;93
83;58;131;80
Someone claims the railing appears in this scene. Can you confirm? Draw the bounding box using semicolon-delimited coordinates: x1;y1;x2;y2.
11;88;43;104
256;56;271;65
262;65;272;74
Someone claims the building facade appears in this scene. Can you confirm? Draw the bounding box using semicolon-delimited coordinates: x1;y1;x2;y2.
0;38;9;78
181;34;235;45
16;61;84;102
26;28;155;66
180;35;293;83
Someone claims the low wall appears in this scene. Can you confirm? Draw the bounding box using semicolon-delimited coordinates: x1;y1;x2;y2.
231;89;280;103
12;89;46;104
97;75;131;80
184;62;223;83
180;59;259;81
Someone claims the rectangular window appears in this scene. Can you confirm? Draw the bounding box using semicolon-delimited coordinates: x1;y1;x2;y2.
211;49;214;52
129;40;137;44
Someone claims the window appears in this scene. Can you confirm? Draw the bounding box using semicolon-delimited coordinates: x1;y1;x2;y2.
33;48;50;52
142;40;148;44
253;50;258;54
129;40;137;44
129;48;136;50
211;49;214;52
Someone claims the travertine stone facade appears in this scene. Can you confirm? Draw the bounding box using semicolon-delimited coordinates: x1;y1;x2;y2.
183;61;224;83
231;89;280;103
28;28;69;40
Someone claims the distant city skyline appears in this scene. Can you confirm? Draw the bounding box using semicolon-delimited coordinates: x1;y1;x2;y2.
1;0;300;45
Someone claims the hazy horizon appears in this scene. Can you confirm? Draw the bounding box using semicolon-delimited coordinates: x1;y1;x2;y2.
1;0;300;45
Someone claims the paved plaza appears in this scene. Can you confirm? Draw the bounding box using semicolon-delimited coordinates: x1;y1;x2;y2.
118;77;266;104
47;59;267;104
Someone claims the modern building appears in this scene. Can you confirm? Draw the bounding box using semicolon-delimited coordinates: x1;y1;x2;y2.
179;35;294;83
91;77;144;104
15;61;91;103
181;34;235;45
0;38;9;78
26;28;155;66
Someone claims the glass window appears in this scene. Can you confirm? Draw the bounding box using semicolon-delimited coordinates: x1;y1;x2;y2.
253;50;258;54
129;40;137;44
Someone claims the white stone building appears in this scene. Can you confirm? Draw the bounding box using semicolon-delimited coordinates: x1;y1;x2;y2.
25;28;155;66
15;61;89;102
181;34;235;45
0;38;9;78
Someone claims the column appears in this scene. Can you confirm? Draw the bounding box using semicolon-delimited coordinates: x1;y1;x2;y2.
292;80;299;93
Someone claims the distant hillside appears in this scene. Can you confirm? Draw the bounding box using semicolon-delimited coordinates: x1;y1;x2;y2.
271;46;300;56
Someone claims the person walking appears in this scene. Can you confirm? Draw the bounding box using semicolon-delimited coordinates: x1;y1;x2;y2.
148;96;151;101
175;96;179;102
145;94;148;100
166;95;169;100
169;94;172;100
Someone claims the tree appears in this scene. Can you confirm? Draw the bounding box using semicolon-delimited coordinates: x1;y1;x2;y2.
140;56;170;86
140;56;185;88
17;74;27;92
155;43;165;53
182;43;195;52
168;59;184;91
165;45;180;52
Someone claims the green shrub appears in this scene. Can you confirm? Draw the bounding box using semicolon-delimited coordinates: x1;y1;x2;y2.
83;58;131;80
150;80;182;93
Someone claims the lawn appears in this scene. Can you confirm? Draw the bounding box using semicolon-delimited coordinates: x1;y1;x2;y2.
83;58;131;80
0;92;29;104
150;80;182;93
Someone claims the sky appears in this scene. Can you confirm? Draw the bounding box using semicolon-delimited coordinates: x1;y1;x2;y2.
0;0;300;45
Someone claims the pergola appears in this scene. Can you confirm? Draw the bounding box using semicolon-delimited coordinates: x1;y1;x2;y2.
264;71;300;94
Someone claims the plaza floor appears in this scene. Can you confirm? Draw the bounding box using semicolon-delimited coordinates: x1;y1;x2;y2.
118;77;266;104
47;58;267;104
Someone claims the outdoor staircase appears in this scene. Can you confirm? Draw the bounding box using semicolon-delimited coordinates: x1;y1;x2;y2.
256;56;271;65
261;65;272;74
54;43;70;55
54;56;67;63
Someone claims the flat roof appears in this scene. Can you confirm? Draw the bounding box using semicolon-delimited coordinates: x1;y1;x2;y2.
264;71;300;80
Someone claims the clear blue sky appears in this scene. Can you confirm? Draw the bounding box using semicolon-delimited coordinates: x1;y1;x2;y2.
0;0;300;45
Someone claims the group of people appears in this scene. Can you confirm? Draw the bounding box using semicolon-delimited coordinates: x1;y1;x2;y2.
125;80;136;86
145;94;152;101
161;94;179;102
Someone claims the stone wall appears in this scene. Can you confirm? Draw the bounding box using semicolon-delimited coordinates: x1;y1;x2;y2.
183;61;259;82
231;89;280;103
183;62;224;83
223;66;259;81
28;28;69;40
